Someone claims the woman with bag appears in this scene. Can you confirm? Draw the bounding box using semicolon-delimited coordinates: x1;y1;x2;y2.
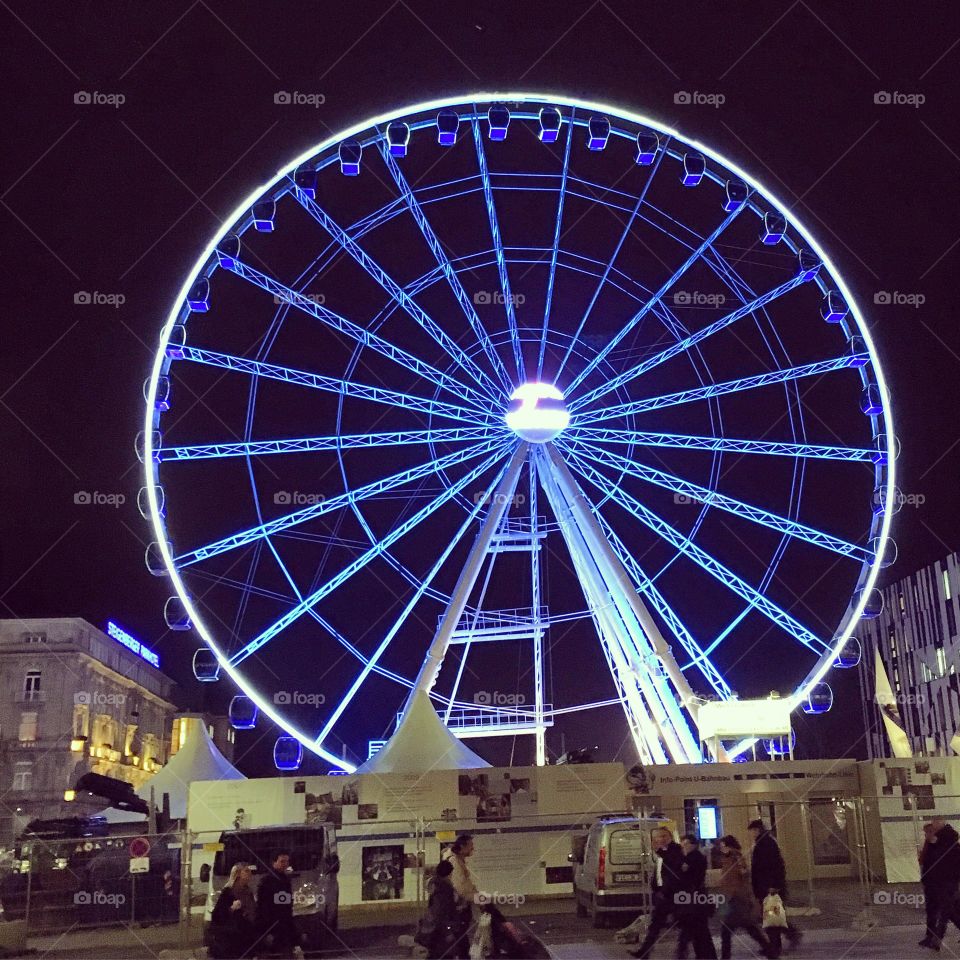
716;837;774;959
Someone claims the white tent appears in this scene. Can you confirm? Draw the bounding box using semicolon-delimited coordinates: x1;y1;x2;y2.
356;691;490;774
102;716;245;823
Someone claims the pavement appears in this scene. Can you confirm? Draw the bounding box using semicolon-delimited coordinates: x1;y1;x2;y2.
16;882;960;960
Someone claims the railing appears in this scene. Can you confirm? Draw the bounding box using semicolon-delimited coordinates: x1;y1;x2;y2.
444;606;549;632
444;703;554;730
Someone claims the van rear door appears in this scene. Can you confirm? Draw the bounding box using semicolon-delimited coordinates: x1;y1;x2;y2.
608;827;646;884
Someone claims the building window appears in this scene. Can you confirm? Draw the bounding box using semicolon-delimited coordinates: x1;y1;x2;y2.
937;647;947;677
899;593;905;614
72;703;89;738
23;670;41;701
946;603;957;639
12;762;33;791
22;632;46;644
944;569;952;601
18;712;38;742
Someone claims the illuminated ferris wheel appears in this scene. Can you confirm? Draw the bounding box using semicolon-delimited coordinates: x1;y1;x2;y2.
140;94;896;771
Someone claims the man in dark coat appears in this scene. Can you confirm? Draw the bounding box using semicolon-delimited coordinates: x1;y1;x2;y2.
254;850;300;958
675;835;718;960
747;820;800;950
630;827;685;959
923;818;960;950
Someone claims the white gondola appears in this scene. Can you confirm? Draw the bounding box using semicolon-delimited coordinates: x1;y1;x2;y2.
192;648;220;682
164;596;192;631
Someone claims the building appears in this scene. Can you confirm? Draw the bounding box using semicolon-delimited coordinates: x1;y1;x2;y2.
0;618;236;836
856;552;960;758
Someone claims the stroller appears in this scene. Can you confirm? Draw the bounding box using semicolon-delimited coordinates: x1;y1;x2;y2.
469;904;551;960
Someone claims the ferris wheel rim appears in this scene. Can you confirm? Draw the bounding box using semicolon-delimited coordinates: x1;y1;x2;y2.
142;92;895;766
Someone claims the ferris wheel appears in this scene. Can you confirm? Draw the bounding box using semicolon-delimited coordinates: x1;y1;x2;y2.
140;93;896;771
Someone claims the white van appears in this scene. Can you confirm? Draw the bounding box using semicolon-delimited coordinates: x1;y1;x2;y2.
200;822;340;952
571;815;674;927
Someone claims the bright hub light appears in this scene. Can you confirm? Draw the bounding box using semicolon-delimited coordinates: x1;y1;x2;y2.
505;383;569;443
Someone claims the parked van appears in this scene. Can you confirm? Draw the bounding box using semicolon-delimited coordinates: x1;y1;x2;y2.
200;822;339;952
571;815;674;927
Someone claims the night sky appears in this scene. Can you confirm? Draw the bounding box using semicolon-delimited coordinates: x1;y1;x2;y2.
2;1;959;777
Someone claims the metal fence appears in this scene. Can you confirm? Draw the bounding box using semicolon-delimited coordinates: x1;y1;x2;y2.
2;793;957;940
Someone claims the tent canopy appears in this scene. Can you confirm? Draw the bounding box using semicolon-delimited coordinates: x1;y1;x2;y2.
102;716;244;823
356;691;490;774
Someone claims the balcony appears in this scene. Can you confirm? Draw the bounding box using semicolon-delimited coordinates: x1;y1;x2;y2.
16;690;46;703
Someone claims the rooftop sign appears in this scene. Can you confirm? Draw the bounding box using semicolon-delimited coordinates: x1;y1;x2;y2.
106;621;160;669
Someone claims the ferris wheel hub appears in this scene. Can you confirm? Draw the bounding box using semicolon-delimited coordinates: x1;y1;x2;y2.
505;382;570;443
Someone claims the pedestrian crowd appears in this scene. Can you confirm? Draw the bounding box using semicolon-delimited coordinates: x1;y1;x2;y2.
415;833;549;958
629;819;801;959
208;849;305;958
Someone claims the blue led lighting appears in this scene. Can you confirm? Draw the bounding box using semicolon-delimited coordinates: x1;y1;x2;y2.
106;620;160;669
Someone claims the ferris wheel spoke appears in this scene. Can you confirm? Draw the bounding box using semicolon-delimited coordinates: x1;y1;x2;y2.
158;426;499;462
563;202;749;397
171;346;500;426
537;110;574;380
215;254;496;410
564;426;878;463
313;450;517;748
555;140;670;382
569;271;809;412
174;436;508;568
561;446;830;656
377;143;514;394
291;184;504;402
563;437;871;562
577;351;868;426
472;119;525;380
587;507;734;699
228;443;512;666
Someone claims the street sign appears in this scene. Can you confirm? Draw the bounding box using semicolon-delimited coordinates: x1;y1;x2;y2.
129;856;150;874
129;836;151;858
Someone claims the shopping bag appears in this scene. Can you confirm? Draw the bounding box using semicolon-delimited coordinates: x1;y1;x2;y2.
762;892;788;929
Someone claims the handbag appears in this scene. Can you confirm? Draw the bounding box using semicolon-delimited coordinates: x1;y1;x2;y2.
762;893;788;929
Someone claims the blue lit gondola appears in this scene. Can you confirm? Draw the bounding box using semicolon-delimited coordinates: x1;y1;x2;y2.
274;736;303;771
487;105;510;141
802;683;834;715
386;121;410;157
229;696;258;730
833;636;862;669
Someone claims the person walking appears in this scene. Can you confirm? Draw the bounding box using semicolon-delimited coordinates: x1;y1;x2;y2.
674;835;718;960
922;818;960;950
255;850;301;958
919;822;940;948
747;820;800;952
629;827;684;959
416;859;462;958
210;862;257;959
441;835;477;959
715;837;773;959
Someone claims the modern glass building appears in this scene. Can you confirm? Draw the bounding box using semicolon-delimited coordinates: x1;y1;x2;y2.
856;553;960;758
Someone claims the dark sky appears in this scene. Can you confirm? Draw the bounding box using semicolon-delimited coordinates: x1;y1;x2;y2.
2;1;959;776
